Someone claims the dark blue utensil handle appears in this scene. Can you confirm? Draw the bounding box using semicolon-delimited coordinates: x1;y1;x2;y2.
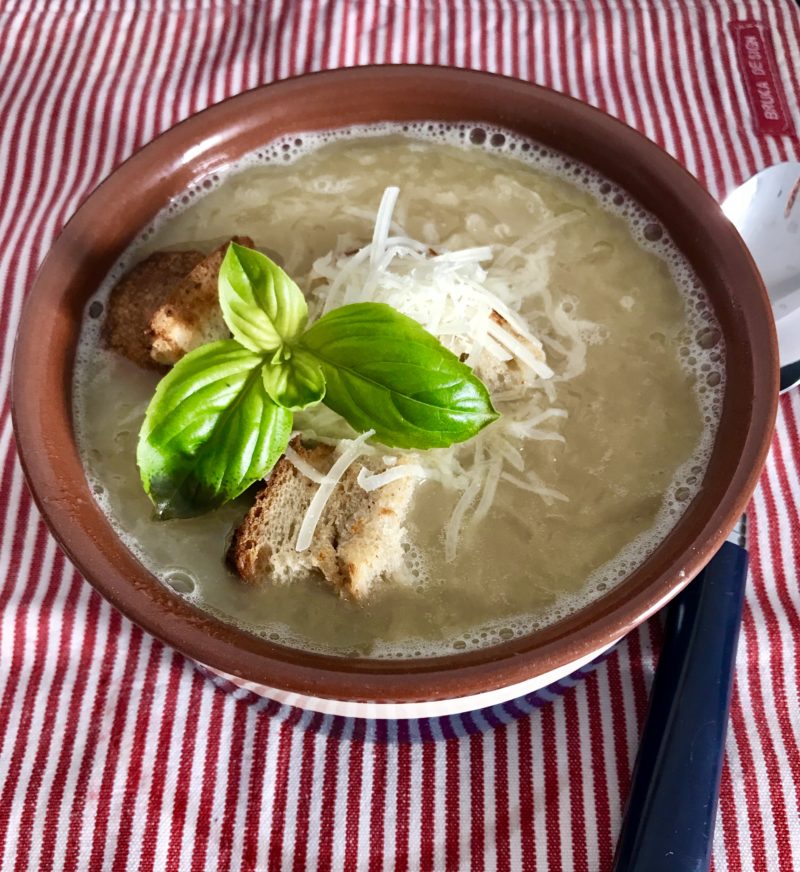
612;540;749;872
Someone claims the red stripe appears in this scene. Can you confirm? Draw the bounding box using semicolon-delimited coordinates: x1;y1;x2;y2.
718;757;743;872
605;650;633;798
469;728;486;872
216;701;251;871
394;721;412;872
728;608;770;870
418;723;436;871
585;670;613;871
541;703;563;871
315;717;347;872
260;709;299;871
188;690;227;872
743;500;794;867
343;719;367;866
563;689;589;872
516;716;537;870
291;712;326;872
368;722;389;872
444;736;461;868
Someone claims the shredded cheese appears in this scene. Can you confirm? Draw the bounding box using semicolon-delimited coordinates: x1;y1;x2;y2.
356;464;428;492
295;185;599;561
295;430;374;552
284;444;327;484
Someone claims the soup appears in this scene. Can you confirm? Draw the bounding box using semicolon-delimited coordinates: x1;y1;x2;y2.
74;124;724;657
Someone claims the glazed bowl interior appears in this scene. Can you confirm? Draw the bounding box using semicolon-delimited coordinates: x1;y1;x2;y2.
11;66;778;704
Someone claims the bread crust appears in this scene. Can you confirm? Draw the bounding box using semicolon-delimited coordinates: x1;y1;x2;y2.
148;235;254;365
102;250;204;368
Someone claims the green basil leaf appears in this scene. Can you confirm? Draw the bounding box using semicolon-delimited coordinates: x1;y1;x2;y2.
218;242;308;354
137;339;292;518
300;302;499;449
261;347;326;412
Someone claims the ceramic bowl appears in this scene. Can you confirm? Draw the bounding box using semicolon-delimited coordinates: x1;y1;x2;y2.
12;66;778;718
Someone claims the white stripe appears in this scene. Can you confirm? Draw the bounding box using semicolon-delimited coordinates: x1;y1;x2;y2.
225;704;263;865
724;689;757;871
590;4;618;117
277;708;316;871
373;0;390;64
484;0;497;73
545;2;561;92
278;0;296;79
476;711;498;872
504;719;523;871
428;718;448;872
748;485;800;867
453;1;466;68
326;0;346;68
736;584;781;868
330;717;356;872
357;0;377;65
594;662;623;834
355;720;377;870
618;6;660;144
381;721;400;868
553;698;575;872
406;719;424;872
302;715;333;869
529;708;549;869
574;678;600;870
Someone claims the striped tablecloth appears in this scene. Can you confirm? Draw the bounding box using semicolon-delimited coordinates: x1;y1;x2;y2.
2;2;799;869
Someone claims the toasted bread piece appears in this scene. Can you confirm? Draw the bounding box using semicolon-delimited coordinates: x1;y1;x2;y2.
149;235;254;366
102;250;204;368
230;440;416;600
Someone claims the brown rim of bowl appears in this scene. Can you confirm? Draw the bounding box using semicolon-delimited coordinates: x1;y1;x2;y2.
11;66;778;704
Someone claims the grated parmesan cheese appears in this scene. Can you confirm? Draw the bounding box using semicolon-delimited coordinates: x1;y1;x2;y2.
356;464;428;492
295;430;375;552
294;185;598;560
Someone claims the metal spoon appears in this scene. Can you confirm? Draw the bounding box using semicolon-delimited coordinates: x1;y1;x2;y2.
612;162;800;872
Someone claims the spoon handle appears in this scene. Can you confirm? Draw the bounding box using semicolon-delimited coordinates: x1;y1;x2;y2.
611;540;748;872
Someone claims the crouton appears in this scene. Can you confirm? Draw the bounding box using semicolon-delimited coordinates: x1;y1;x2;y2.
229;440;416;601
148;235;254;366
102;250;204;368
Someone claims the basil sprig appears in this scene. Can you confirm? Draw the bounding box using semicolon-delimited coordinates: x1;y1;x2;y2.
137;242;498;518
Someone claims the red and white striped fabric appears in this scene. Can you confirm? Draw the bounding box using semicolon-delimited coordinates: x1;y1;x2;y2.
1;1;799;869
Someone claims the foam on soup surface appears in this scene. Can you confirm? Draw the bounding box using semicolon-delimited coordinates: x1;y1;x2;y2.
74;125;724;658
